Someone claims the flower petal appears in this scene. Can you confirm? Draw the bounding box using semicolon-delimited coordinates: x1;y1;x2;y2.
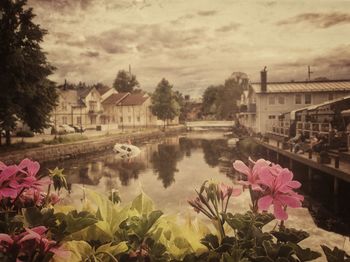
276;194;302;208
273;201;288;220
0;233;14;244
258;195;273;211
257;166;274;188
233;160;251;177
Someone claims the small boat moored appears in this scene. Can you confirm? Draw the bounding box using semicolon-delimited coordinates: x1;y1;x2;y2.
113;143;141;159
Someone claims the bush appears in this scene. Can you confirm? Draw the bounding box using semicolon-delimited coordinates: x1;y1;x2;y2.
16;130;34;137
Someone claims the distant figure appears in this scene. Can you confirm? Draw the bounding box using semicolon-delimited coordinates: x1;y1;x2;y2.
292;132;306;154
312;135;327;153
289;121;296;138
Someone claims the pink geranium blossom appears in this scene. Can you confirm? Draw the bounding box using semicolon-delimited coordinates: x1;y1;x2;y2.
217;183;241;201
233;158;271;191
0;165;20;200
0;226;69;260
257;166;304;220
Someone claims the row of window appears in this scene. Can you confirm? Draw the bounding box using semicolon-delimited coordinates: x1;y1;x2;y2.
268;93;335;106
268;94;312;105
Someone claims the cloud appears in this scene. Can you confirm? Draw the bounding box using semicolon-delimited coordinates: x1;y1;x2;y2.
30;0;95;12
170;14;195;25
277;12;350;28
216;22;240;32
81;51;99;57
197;10;217;16
275;45;350;80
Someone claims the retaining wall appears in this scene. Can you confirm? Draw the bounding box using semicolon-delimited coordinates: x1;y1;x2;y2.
0;126;186;165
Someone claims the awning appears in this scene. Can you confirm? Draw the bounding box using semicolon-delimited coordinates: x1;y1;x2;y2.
341;109;350;116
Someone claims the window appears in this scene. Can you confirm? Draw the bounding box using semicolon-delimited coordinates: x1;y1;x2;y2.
328;93;334;101
77;116;82;125
268;115;276;119
268;96;275;105
120;117;123;123
128;107;131;112
89;101;97;111
61;103;67;111
128;116;131;122
295;94;302;104
137;116;140;122
305;94;311;104
278;96;285;104
62;116;67;124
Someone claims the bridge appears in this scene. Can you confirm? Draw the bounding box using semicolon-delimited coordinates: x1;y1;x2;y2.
185;121;235;130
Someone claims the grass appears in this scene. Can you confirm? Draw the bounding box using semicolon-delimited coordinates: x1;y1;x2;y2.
0;134;89;153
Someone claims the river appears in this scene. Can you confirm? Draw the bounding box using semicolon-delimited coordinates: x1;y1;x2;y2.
41;131;349;257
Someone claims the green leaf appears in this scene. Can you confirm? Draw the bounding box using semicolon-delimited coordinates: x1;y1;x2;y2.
271;228;309;244
56;210;98;235
321;245;350;262
131;192;154;215
51;240;92;262
201;234;220;250
96;242;128;256
288;242;321;261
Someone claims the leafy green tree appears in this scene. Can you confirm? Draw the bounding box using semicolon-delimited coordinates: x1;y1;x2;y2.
113;70;139;93
202;85;220;116
150;78;180;127
0;0;58;145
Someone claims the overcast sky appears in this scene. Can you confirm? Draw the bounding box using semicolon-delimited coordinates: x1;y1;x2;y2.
28;0;350;97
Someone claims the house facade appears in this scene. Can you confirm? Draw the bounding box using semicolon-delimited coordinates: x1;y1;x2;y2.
53;87;104;130
54;86;179;132
238;70;350;134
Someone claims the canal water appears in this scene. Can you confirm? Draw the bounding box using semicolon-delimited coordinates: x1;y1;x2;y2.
41;131;349;256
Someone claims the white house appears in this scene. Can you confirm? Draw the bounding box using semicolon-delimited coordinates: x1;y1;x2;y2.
238;70;350;134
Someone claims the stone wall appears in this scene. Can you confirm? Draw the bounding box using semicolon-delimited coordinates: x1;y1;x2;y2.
1;126;186;165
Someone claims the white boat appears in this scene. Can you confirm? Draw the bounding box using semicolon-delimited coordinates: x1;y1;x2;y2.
113;143;141;159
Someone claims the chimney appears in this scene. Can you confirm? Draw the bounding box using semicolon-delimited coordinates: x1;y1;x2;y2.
260;66;267;92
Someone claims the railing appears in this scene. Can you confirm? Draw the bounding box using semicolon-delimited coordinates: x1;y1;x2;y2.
296;121;331;137
269;121;290;137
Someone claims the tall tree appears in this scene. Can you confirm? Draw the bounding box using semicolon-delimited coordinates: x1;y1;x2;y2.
0;0;58;145
151;78;180;128
202;85;220;116
113;70;139;93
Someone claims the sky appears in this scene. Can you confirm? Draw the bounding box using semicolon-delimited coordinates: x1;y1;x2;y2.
28;0;350;97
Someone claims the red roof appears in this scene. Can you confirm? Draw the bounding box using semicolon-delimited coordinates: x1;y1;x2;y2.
102;93;129;105
118;93;149;106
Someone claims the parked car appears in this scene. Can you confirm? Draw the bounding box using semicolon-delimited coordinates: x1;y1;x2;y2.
60;124;75;133
70;125;86;133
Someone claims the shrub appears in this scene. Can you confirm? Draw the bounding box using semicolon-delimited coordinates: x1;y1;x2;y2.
16;130;34;137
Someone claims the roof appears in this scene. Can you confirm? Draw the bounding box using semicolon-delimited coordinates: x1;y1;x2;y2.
251;80;350;93
95;85;111;96
77;87;95;98
118;93;149;106
289;94;350;120
102;93;129;105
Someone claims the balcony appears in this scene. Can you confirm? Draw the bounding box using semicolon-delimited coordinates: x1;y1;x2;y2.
88;109;103;114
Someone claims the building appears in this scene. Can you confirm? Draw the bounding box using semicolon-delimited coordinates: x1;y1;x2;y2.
238;69;350;134
53;87;104;130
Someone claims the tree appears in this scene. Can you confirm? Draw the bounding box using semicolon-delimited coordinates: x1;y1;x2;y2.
0;0;58;145
150;78;180;128
202;85;220;116
112;70;139;93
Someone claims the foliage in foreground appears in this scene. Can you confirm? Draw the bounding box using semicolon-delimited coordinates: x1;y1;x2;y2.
0;158;348;261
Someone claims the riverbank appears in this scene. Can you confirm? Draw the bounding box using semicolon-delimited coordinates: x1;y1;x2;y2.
0;126;186;164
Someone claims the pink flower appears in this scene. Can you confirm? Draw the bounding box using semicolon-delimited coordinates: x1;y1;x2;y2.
257;167;304;220
18;159;40;177
0;165;20;200
217;183;241;201
233;158;271;191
